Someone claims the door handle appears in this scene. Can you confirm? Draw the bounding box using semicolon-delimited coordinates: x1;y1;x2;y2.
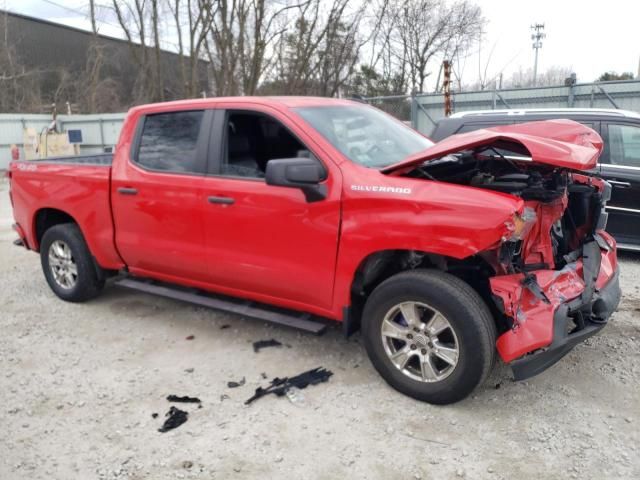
117;187;138;195
208;195;235;205
608;180;631;188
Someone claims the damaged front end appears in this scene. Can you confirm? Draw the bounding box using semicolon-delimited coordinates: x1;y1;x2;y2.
390;120;621;380
488;173;620;380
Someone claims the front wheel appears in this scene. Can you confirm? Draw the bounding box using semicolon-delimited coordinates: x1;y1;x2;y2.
40;223;105;302
362;269;496;405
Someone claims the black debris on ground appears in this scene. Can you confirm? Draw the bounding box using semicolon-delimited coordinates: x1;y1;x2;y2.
151;412;159;419
227;377;246;388
220;324;230;330
260;372;268;379
185;335;195;340
167;394;201;404
245;367;333;405
158;407;188;433
252;339;282;353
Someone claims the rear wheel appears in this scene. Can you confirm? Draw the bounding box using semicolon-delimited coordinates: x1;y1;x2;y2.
362;269;496;405
40;223;105;302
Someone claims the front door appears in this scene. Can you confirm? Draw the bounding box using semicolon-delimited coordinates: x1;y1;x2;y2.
600;122;640;248
111;109;213;282
200;106;342;312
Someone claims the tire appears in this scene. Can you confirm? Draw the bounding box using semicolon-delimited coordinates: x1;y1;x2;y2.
40;223;105;302
362;269;496;405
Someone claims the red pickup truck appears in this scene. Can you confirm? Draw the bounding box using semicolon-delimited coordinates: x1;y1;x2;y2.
8;97;621;404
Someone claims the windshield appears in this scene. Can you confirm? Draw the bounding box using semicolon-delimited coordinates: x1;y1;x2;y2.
294;105;434;167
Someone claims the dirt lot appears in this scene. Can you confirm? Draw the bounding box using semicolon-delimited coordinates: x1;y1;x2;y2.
0;177;638;480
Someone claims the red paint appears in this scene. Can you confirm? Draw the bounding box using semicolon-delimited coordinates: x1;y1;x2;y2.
491;243;617;362
7;97;618;365
383;119;604;175
520;196;568;268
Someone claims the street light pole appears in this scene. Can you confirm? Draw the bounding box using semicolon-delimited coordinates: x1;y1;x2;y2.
531;23;546;85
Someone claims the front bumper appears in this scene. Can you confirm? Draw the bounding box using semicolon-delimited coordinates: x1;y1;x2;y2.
510;268;619;380
490;231;621;380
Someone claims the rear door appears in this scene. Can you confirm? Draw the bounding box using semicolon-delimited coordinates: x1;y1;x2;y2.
599;121;640;248
200;104;342;311
111;109;213;282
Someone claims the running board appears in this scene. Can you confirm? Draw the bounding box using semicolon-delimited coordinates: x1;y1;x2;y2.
113;277;327;335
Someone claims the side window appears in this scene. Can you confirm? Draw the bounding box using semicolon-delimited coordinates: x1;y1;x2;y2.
606;123;640;167
136;110;204;173
222;111;312;179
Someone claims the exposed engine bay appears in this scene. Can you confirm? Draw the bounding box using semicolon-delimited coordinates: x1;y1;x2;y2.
407;145;610;276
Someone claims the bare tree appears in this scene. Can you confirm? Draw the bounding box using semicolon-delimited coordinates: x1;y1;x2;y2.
111;0;159;102
264;0;369;96
168;0;213;97
504;65;573;89
0;11;41;112
201;0;304;96
373;0;483;94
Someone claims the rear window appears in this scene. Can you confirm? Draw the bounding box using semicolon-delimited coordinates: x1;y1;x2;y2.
136;111;204;173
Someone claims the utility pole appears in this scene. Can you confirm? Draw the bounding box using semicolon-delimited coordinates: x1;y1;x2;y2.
442;60;452;117
531;23;546;85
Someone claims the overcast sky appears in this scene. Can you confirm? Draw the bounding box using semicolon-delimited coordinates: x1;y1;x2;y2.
4;0;640;89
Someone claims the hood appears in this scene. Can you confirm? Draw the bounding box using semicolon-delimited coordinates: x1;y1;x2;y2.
383;119;604;175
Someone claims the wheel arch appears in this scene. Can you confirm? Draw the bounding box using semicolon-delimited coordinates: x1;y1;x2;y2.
33;208;80;252
345;248;499;336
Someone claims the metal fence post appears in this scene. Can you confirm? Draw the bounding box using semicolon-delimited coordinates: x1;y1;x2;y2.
410;92;418;129
99;119;105;150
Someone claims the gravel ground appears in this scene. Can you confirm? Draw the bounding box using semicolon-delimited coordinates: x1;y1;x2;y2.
1;177;638;480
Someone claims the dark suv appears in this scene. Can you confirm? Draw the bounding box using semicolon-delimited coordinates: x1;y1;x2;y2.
431;108;640;251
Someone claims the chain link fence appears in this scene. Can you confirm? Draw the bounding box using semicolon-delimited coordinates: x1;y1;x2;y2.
360;94;413;124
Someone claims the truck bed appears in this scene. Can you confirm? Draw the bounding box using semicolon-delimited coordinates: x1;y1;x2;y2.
31;153;113;166
9;158;123;270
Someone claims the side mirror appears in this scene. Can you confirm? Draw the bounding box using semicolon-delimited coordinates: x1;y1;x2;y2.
265;157;328;202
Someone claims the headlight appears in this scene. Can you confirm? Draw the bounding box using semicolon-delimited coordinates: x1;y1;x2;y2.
504;207;537;241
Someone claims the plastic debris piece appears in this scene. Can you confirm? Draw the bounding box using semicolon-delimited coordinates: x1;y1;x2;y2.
245;367;333;405
151;412;159;419
220;324;230;330
227;377;246;388
167;394;201;404
185;335;195;340
285;386;305;406
252;339;282;353
158;407;188;432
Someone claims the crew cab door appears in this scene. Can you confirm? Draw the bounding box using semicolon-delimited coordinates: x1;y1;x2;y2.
599;121;640;248
111;109;213;282
200;105;342;312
